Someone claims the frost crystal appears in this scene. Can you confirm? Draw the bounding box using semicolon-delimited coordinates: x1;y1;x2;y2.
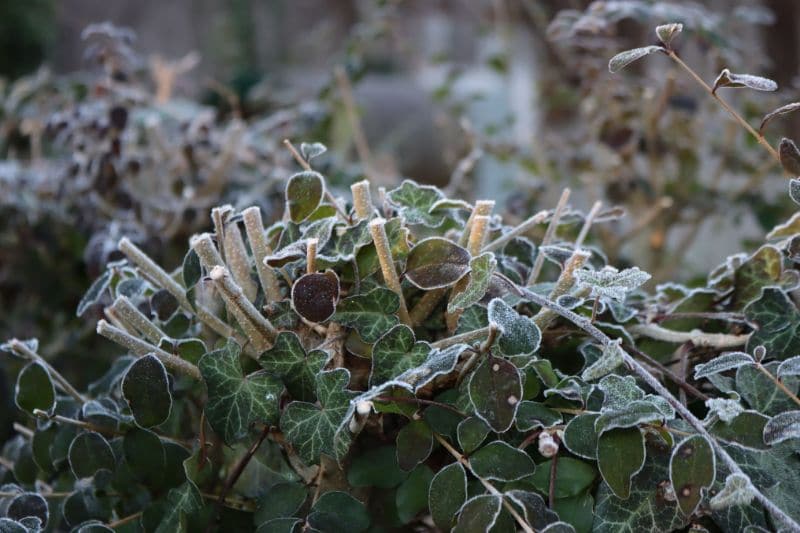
705;397;743;423
709;473;755;510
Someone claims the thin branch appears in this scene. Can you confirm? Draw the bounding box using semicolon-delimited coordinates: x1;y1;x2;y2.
431;326;491;349
5;339;86;404
482;210;549;253
242;207;282;303
575;200;603;249
628;323;749;349
369;218;410;325
528;188;571;285
373;396;467;417
334;66;378;183
755;363;800;407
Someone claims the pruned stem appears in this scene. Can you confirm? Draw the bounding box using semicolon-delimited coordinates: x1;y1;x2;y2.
242;207;282;303
306;238;318;274
5;339;86;404
528;188;571;285
533;250;591;330
110;296;168;345
459;200;495;247
369;218;410;325
467;215;490;256
222;218;258;302
350;180;373;220
628;323;749;349
209;266;277;350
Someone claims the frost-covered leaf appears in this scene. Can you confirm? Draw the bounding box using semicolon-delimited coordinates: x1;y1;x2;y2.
468;355;522;432
397;420;433;472
713;69;777;93
152;481;203;533
286;170;324;222
487;298;541;357
448;253;497;312
332;287;399;343
123;427;166;487
457;417;490;454
404;238;470;289
710;411;770;450
777;356;800;378
760;103;800;134
709;473;754;510
259;331;329;402
581;340;626;381
182;248;201;289
452;494;502;533
199;341;283;444
705;398;744;423
76;269;112;316
469;440;535;482
542;522;577;533
763;410;800;445
370;325;430;386
429;462;467;531
597;427;645;499
291;270;339;323
307;491;370;533
505;490;559;530
280;368;356;464
15;362;55;417
730;245;783;310
386;180;447;227
744;288;800;359
791;179;800;205
736;362;799;415
575;266;650;301
670;435;715;516
655;22;683;46
7;493;48;527
317;220;373;268
68;432;115;479
767;212;800;240
122;354;172;428
300;141;327;161
598;374;644;410
595;400;668;433
356;218;411;278
694;352;754;379
779;138;800;176
563;413;600;460
608;46;664;73
515;401;562;431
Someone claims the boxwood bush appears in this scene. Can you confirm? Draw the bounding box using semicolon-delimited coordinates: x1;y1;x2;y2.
3;21;800;533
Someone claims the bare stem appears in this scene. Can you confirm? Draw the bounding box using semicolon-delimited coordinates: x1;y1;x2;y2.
459;200;495;248
306;238;318;274
110;296;167;345
483;210;549;253
575;200;603;249
209;266;277;350
431;326;491;349
334;66;377;183
528;188;571;285
369;218;410;325
628;323;749;349
533;250;591;330
242;207;282;303
350;180;374;220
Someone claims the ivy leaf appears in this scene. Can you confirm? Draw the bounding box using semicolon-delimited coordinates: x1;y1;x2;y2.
763;410;800;445
386;180;447;227
280;368;356;464
448;253;497;313
122;354;172;428
152;481;203;533
332;287;400;343
76;269;112;317
669;435;715;515
316;220;373;268
457;417;490;454
694;352;754;379
15;362;55;417
575;266;650;301
744;288;800;359
563;413;600;460
581;340;626;381
608;46;664;73
404;237;471;290
199;341;283;444
791;179;800;205
356;218;411;278
597;427;645;499
468;355;522;433
469;440;536;482
259;332;329;402
396;420;433;472
291;270;339;323
487;299;541;357
595;400;669;433
780;138;800;176
429;463;468;531
452;494;503;533
286;171;324;223
307;491;370;533
370;325;430;386
712;69;778;93
68;432;115;479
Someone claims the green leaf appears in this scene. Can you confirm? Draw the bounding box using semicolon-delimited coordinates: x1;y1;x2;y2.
15;362;55;416
515;401;562;431
595;400;669;433
453;494;502;533
608;46;664;73
763;410;800;445
429;462;468;530
581;340;626;381
670;435;715;515
457;417;490;454
597;427;645;499
404;237;471;290
154;481;203;533
280;368;356;464
356;218;411;278
694;352;755;379
456;305;488;335
307;491;370;533
396;465;434;523
286;171;324;222
68;432;115;479
744;288;800;359
487;299;541;357
730;246;784;310
291;270;339;323
123;427;166;487
332;287;400;343
505;490;559;530
77;269;112;316
736;362;800;415
370;325;429;386
563;413;600;460
7;493;48;527
386;180;447;227
468;355;522;432
709;473;754;510
182;248;201;289
122;354;172;428
396;420;433;472
348;445;407;488
256;518;302;533
469;440;536;482
778;355;800;378
542;521;577;532
317;220;373;268
532;457;596;499
553;493;594;533
259;332;329;402
575;266;651;301
199;341;283;444
710;411;770;449
448;253;497;312
254;482;307;525
713;68;777;92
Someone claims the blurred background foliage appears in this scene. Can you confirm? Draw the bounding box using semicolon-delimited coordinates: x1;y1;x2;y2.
1;0;799;439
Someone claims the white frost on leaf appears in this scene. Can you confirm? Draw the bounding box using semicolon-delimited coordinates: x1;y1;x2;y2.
705;397;744;423
581;339;626;381
709;473;755;510
575;266;651;301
